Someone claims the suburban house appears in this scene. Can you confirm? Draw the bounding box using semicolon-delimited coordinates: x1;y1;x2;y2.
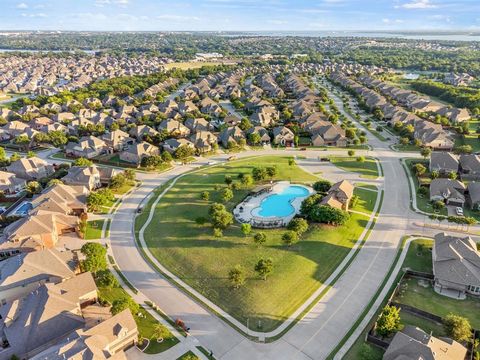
62;165;102;191
158;119;191;137
459;154;480;180
189;131;218;153
120;141;160;164
310;123;347;147
218;126;246;148
245;126;271;145
102;129;134;151
467;182;480;210
65;136;108;159
383;325;467;360
129;124;159;140
272;126;294;146
429;152;459;175
320;180;354;211
29;183;88;216
32;309;138;359
6;157;54;180
163;138;195;154
0;272;97;360
432;232;480;297
429;179;466;206
0;171;26;195
0;248;77;305
185;117;213;132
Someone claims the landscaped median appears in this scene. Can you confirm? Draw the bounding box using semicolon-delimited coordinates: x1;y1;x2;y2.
134;155;383;337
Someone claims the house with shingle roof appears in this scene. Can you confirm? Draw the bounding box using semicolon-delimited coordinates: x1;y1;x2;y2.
432;232;480;297
6;156;54;181
119;141;159;164
383;325;467;360
320;180;354;211
459;154;480;180
30;183;87;216
429;152;459;175
272;126;294;146
0;171;26;195
429;179;466;206
65;136;108;159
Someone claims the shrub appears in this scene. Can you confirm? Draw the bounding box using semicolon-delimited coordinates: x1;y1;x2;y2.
313;180;332;193
282;231;299;246
253;232;267;245
111;297;140;316
287;218;309;235
376;305;402;338
443;314;472;343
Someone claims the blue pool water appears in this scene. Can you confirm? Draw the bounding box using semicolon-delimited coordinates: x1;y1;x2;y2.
14;202;32;216
256;186;309;217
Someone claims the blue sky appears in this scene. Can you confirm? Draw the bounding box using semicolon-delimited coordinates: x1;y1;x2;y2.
1;0;479;31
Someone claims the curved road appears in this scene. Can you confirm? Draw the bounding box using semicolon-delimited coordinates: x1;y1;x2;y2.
105;90;477;359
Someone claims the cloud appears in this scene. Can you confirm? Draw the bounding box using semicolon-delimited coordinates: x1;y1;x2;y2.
21;12;47;17
16;2;28;9
395;0;437;9
382;18;404;24
95;0;129;7
156;14;200;21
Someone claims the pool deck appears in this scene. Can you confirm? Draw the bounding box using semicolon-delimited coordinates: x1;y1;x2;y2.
233;181;314;228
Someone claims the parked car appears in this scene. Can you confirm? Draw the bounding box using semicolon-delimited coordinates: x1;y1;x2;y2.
456;207;464;216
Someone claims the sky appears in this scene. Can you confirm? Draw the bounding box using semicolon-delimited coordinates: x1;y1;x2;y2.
1;0;480;32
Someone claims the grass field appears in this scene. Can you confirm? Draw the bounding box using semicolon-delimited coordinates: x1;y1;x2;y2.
140;156;378;331
330;157;379;179
85;220;104;240
97;273;179;354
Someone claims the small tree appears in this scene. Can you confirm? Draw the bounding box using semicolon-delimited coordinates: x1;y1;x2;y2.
221;188;234;203
266;166;278;178
241;174;253;187
111;297;140;315
356;156;365;163
81;242;107;273
420;147;432;159
282;231;299;246
241;223;252;236
228;265;246;289
430;170;439;179
443;314;472;343
109;173;126;189
201;191;210;201
124;169;136;181
73;157;93;166
376;305;402;338
448;171;458;180
432;200;445;211
413;163;427;177
288;158;296;166
224;175;233;185
213;228;223;237
95;270;119;288
153;324;170;341
253;232;267;246
348;150;355;157
313;180;332;193
287;218;309;235
26;181;42;196
255;258;273;280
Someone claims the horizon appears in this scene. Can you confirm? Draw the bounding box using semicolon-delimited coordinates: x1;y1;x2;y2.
1;0;480;32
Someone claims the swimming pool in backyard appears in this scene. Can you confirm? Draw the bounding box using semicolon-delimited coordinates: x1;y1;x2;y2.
255;185;310;217
13;201;33;216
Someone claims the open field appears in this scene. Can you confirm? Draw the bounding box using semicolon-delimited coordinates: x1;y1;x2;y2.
330;157;380;179
140;155;378;332
164;61;229;70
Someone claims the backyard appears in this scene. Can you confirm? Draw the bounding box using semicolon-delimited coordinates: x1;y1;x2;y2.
138;155;379;332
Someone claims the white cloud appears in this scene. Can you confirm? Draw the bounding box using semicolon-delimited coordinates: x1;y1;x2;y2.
382;18;404;24
156;14;200;21
21;12;47;17
16;2;28;9
95;0;129;7
395;0;437;9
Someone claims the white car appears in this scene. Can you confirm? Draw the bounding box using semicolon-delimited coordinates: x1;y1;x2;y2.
455;207;464;216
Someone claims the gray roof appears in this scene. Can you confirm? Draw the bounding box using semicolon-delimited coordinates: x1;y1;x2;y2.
459;154;480;173
433;232;480;288
429;152;458;172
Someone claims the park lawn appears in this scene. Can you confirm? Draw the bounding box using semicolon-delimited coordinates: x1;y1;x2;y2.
176;351;199;360
403;239;433;274
142;156;376;331
97;276;179;354
394;277;480;329
330;157;379;179
351;186;378;214
85;220;104;240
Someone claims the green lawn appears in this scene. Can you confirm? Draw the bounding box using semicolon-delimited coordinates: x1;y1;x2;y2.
97;276;179;354
399;310;445;337
352;186;378;214
176;351;200;360
403;239;433;274
85;220;104;240
394;277;480;329
330;157;379;179
140;156;377;332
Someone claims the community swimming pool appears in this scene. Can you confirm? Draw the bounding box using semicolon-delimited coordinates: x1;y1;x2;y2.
255;185;310;217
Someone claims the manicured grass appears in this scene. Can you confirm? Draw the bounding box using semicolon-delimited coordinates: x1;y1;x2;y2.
402;239;433;274
330;157;379;179
395;144;422;152
142;156;376;332
111;180;136;195
176;351;200;360
399;310;445;337
394;277;480;329
97;275;178;354
84;220;104;240
352;186;378;214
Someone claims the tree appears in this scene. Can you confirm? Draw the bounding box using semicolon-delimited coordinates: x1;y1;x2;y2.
95;270;119;288
253;232;267;245
345;128;356;140
49;131;68;147
81;242;107;273
141;155;163;169
300;194;323;216
241;174;253;187
448;171;458;180
348;150;355;157
430;170;439;179
255;258;273;280
432;200;445;211
266;166;278;178
248;133;261;145
356;156;365;163
413;163;426;176
213;227;223;237
224;175;233;185
109;173;126;189
376;305;402;338
288;158;296;166
287;218;309;235
241;223;252;236
74;157;93;166
239;117;253;131
175;145;195;161
26;181;42;196
252;167;268;181
201;191;210;201
111;297;140;316
228;265;246;289
282;231;299;246
161;151;173;163
10;152;21;162
124;169;136;181
221;187;233;203
27;151;35;158
209;203;233;229
307;205;350;225
153;324;170;341
420;147;432;159
47;178;63;187
443;314;472;343
87;188;115;212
